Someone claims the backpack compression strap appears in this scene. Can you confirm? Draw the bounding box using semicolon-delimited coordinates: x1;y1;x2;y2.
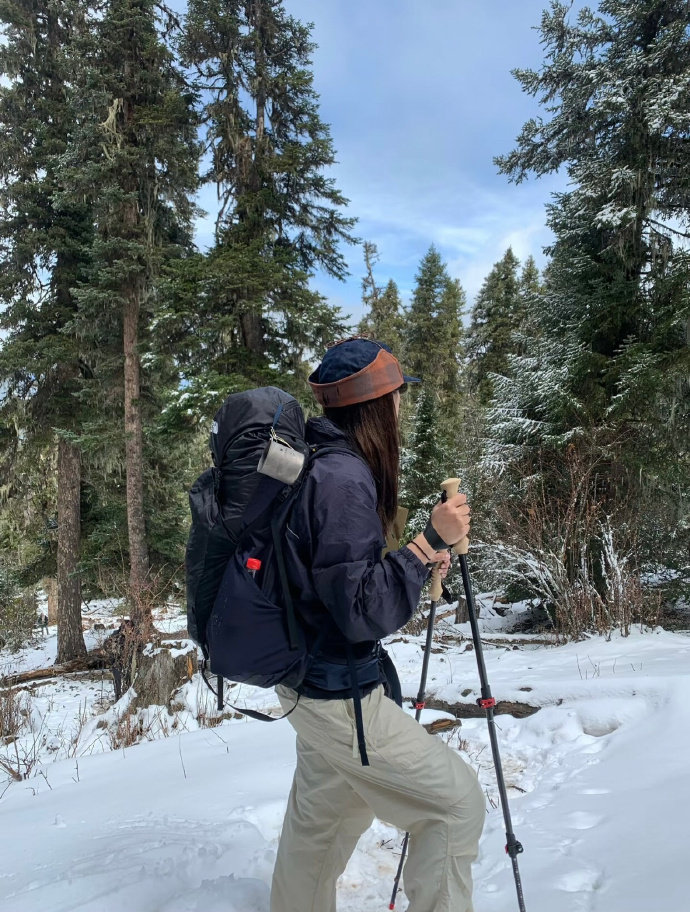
201;627;328;721
200;658;301;721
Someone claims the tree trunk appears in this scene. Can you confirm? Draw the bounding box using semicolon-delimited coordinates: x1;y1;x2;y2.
237;0;268;362
56;437;86;663
454;598;469;624
42;576;58;624
239;309;264;355
123;290;150;629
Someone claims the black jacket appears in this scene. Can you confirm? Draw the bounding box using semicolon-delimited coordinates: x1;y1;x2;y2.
285;416;429;698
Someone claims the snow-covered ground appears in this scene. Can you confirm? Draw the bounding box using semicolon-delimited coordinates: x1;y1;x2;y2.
1;597;689;911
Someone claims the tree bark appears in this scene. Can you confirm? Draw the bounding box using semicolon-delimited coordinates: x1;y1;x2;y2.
123;290;150;627
56;438;86;663
42;576;58;624
239;309;264;355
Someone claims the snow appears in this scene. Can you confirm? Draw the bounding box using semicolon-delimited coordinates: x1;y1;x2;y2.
2;599;690;911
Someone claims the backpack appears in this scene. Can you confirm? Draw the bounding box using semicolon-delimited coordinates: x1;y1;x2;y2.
185;386;341;697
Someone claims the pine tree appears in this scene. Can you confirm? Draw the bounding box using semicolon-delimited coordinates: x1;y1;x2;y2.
466;248;522;403
61;0;200;626
400;247;466;530
437;278;465;405
0;0;92;660
174;0;353;407
406;246;464;397
496;0;690;413
491;0;690;597
357;243;405;355
519;256;541;302
358;241;383;329
400;385;449;526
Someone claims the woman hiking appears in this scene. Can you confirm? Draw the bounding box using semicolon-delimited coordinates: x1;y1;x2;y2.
270;338;485;912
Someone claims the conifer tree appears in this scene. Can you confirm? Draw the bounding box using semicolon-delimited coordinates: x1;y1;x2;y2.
519;256;541;302
174;0;353;406
405;246;464;399
496;0;690;417
400;385;449;526
492;0;690;581
62;0;199;626
357;243;404;355
0;0;92;660
359;241;383;326
402;247;465;523
466;248;522;403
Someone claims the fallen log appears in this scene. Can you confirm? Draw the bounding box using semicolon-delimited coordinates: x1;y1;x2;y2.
1;652;107;687
421;697;540;719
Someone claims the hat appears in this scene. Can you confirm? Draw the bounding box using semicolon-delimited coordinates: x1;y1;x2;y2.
308;338;421;408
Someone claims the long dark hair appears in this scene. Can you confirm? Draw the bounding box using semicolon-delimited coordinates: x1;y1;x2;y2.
325;391;400;535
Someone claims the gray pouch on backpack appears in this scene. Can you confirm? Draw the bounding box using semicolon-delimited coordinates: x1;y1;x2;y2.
257;433;305;485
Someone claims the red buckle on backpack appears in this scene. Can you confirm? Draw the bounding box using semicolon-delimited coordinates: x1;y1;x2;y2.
477;697;496;709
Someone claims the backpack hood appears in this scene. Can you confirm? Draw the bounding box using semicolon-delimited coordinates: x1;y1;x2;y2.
212;386;306;466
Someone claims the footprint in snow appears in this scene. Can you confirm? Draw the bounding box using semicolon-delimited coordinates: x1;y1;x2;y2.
564;810;603;830
556;867;603;894
556;836;580;855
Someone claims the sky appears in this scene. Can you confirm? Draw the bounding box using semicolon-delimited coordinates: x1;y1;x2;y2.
177;0;580;325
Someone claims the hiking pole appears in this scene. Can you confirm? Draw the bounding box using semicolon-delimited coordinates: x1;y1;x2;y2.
388;507;445;910
443;478;527;912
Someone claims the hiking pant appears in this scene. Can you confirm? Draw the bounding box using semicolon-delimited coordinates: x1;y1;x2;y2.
270;684;485;912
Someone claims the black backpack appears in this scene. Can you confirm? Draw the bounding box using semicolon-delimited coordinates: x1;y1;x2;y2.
185;386;339;696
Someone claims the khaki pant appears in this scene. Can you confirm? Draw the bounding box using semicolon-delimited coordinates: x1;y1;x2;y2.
271;685;485;912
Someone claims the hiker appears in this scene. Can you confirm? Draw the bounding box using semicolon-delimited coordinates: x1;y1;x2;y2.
271;338;485;912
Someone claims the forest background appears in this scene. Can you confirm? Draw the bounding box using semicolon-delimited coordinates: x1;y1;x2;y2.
0;0;688;664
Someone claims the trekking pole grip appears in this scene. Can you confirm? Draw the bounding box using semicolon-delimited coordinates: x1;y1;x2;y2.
441;477;469;556
429;565;442;601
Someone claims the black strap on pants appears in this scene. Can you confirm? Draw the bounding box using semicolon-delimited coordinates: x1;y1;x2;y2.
346;646;370;766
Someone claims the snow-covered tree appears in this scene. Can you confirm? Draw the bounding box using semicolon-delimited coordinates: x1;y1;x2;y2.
493;0;690;569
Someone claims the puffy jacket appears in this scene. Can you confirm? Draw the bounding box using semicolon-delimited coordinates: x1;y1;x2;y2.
285;416;429;698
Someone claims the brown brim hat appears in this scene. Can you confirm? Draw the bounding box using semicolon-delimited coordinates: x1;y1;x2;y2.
309;338;420;408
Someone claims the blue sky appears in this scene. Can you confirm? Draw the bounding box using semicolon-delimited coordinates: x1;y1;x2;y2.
180;0;577;325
